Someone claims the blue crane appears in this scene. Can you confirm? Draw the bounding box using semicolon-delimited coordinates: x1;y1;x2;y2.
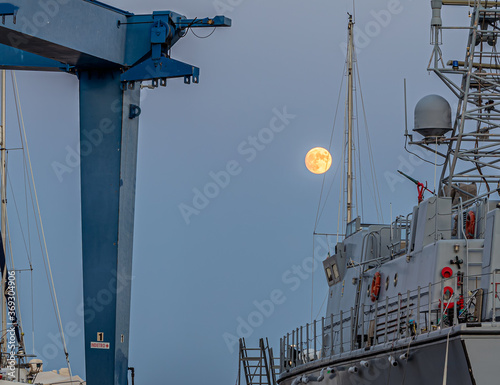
0;1;230;384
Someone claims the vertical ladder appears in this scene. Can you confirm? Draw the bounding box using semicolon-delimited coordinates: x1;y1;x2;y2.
268;344;281;384
238;338;277;385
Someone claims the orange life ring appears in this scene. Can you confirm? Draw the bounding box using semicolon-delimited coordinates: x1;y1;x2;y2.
370;272;381;302
466;211;475;239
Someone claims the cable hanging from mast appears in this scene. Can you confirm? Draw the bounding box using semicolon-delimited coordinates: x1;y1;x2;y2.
12;71;73;377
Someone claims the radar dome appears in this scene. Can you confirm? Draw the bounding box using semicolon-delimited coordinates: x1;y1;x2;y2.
413;94;452;137
29;359;43;374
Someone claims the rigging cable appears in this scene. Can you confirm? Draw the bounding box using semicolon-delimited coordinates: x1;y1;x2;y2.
6;170;32;266
10;71;35;354
354;69;363;220
6;214;25;351
12;71;73;377
442;329;452;385
355;59;384;222
312;64;347;321
6;168;34;352
311;238;314;324
314;62;346;231
314;291;328;321
338;86;348;241
401;337;415;385
316;161;343;226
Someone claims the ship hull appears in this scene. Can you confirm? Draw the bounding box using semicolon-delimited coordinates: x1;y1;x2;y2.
278;326;500;385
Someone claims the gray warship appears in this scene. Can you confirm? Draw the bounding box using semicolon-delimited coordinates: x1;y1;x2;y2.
238;1;500;384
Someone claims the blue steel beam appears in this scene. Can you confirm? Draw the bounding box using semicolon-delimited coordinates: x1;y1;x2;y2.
121;57;200;86
81;0;131;16
0;2;230;68
0;44;68;71
0;0;129;67
79;70;139;385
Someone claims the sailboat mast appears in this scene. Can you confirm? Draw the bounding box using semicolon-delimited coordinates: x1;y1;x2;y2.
346;16;354;223
0;69;6;358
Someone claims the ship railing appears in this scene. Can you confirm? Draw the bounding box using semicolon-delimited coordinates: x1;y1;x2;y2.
280;270;500;373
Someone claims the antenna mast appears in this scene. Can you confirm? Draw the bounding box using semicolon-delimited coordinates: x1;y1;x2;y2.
409;0;500;203
347;14;354;223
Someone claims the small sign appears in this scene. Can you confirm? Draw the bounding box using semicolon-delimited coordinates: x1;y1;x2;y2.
97;332;104;342
91;342;110;349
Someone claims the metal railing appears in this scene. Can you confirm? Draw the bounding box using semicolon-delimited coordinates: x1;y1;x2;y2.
280;271;500;372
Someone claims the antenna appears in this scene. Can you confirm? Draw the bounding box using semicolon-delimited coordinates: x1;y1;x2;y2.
346;14;355;223
404;78;409;137
390;203;393;242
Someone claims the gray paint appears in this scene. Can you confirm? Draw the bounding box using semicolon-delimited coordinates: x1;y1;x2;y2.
280;331;500;385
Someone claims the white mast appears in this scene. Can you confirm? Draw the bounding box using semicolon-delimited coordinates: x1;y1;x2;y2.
0;69;6;360
346;15;354;223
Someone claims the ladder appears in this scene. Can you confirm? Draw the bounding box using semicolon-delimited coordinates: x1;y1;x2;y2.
238;338;278;385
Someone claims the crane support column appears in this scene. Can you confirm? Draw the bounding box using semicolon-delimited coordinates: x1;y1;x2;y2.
79;70;140;385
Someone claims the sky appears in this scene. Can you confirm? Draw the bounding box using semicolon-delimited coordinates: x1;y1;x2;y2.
1;0;474;384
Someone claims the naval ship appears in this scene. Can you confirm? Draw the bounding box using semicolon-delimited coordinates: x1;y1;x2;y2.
238;1;500;384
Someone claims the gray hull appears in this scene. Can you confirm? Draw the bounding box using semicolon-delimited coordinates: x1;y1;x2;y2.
278;326;500;385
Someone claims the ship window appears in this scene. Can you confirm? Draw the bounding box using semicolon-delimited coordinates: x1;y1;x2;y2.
394;273;398;287
326;267;333;282
332;263;340;280
385;276;389;290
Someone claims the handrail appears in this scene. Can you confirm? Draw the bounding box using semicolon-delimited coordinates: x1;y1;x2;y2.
442;0;500;6
280;271;499;373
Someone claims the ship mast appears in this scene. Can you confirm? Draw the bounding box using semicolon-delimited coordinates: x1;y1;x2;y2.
419;0;500;201
346;15;354;223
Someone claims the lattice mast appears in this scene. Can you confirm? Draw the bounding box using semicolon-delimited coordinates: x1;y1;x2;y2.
413;0;500;203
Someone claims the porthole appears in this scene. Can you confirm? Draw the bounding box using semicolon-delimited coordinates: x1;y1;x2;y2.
385;276;389;291
394;273;398;287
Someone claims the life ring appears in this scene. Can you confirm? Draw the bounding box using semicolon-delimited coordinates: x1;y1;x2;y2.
466;211;475;239
441;267;453;279
370;272;381;302
443;286;454;301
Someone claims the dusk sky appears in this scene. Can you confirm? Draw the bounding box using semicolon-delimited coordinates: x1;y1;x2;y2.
2;0;473;383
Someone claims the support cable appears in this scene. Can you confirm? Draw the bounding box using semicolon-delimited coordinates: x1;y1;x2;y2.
338;89;348;240
6;214;25;351
355;59;384;221
311;64;347;326
12;72;72;377
10;72;35;354
314;63;346;231
354;73;363;220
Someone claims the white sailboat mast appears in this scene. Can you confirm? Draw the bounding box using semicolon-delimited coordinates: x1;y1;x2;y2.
346;16;354;223
0;69;6;358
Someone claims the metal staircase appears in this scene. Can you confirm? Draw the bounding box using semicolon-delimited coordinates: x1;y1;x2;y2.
238;338;278;385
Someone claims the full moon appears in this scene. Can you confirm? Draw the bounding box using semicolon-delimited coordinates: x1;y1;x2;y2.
305;147;332;174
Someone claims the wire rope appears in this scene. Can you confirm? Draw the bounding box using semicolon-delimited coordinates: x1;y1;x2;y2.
12;71;73;377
